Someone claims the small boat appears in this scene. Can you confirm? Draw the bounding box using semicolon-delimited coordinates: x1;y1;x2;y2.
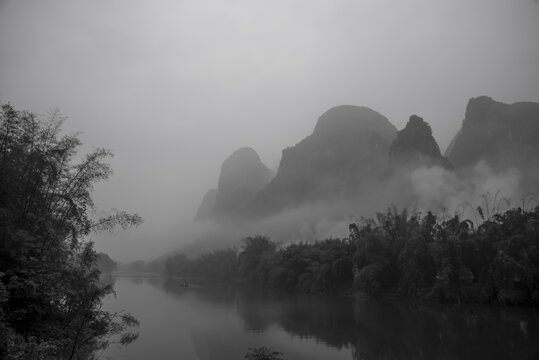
180;280;189;288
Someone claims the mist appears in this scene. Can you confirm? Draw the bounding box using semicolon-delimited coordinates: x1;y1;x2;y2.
1;0;539;262
177;157;529;260
4;2;539;359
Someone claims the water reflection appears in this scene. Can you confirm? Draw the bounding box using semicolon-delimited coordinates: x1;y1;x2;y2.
105;276;539;360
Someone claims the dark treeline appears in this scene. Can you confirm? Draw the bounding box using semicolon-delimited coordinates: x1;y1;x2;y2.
166;206;539;305
0;103;141;359
166;248;238;279
147;275;539;360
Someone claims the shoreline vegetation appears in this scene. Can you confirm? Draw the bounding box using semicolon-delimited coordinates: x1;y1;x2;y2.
165;206;539;306
1;99;538;360
0;103;142;359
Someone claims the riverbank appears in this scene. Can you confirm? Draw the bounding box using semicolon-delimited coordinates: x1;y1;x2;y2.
163;207;539;306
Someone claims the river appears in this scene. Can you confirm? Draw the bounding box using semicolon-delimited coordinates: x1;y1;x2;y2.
98;275;539;360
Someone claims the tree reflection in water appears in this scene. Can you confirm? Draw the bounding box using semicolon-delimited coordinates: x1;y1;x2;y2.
142;277;539;360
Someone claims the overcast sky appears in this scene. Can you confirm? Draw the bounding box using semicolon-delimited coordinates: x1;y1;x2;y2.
1;0;538;262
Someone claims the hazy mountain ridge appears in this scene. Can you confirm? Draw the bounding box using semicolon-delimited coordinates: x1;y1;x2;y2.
446;96;539;194
194;96;539;227
244;105;397;218
196;147;273;221
447;96;539;169
389;114;451;169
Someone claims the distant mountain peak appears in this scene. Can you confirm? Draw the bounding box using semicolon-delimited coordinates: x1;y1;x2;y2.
446;96;539;166
216;147;271;195
462;96;508;129
222;147;262;165
245;105;397;217
389;115;447;166
194;147;273;221
313;105;396;138
446;96;539;193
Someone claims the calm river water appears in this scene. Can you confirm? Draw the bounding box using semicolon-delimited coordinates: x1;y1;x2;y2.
99;275;539;360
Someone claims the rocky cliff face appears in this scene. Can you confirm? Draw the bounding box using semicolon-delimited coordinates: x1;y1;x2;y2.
195;97;539;224
390;115;451;168
195;147;273;221
446;96;539;168
246;105;397;217
446;96;539;192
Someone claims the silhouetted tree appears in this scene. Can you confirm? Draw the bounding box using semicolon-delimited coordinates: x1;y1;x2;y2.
238;236;277;283
0;103;141;359
162;205;539;305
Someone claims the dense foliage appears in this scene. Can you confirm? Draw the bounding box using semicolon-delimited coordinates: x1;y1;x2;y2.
166;206;539;305
0;103;141;359
96;253;117;274
165;248;238;279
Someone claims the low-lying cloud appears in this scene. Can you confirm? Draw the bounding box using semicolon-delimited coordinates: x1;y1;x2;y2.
172;159;530;259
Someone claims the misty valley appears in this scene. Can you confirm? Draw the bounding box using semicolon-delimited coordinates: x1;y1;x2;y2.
2;94;539;359
2;1;539;357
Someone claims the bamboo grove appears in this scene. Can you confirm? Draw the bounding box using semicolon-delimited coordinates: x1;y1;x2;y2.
0;103;141;360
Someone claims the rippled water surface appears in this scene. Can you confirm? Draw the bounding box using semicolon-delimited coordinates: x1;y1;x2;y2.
99;276;539;360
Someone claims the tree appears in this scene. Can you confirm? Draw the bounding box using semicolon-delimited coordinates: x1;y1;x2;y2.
0;103;142;359
238;236;277;283
96;252;117;274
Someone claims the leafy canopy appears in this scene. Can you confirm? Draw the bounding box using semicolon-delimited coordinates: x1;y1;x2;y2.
0;103;141;359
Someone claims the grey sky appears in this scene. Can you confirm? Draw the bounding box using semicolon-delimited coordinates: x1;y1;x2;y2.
1;0;538;262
